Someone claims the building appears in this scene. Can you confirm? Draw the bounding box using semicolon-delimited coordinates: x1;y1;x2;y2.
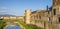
24;0;60;29
49;0;60;29
0;16;24;21
9;16;17;19
4;16;10;19
31;10;48;28
25;9;31;24
16;16;24;21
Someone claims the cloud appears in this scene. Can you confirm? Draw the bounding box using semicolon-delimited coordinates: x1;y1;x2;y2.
0;10;7;13
0;7;7;10
0;7;7;13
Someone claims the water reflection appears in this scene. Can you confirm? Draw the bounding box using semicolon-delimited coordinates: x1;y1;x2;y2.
5;23;21;29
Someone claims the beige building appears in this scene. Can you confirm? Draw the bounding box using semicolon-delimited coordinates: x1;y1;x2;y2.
16;16;24;21
17;16;24;19
0;16;24;20
24;0;60;29
49;0;60;29
9;16;17;19
3;16;10;19
30;10;49;28
25;9;49;28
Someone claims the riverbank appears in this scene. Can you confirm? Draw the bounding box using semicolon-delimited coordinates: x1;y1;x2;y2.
0;20;6;29
16;20;43;29
0;19;43;29
4;22;22;29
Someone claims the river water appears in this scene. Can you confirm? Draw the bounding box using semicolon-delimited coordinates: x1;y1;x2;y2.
5;23;21;29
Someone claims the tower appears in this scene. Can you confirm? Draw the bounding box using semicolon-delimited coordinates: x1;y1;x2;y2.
25;9;31;24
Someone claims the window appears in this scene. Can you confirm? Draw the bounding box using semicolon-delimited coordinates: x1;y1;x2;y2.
36;15;38;19
39;16;41;19
53;9;56;15
59;17;60;22
34;16;35;19
48;17;50;22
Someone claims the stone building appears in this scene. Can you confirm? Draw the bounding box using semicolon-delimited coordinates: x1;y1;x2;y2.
24;0;60;29
49;0;60;29
24;9;49;28
31;10;48;28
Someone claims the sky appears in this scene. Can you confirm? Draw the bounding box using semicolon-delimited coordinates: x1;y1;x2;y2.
0;0;52;16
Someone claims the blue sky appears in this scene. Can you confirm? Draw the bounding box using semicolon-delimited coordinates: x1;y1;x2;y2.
0;0;52;16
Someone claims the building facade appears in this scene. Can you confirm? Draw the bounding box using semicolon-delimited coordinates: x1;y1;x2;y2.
0;16;24;21
24;0;60;29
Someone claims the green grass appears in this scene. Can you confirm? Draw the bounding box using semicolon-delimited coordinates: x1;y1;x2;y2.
16;20;43;29
0;20;6;29
0;19;43;29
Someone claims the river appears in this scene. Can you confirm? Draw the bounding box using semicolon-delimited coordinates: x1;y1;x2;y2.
5;22;21;29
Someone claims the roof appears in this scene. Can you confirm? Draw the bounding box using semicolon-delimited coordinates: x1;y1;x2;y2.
31;9;49;14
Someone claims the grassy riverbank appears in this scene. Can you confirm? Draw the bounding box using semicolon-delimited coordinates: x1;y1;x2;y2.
0;19;43;29
0;20;6;29
17;20;43;29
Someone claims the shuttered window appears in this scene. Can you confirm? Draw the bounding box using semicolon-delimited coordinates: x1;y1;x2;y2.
53;9;56;15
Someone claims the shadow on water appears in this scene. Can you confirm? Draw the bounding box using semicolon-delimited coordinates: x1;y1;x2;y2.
5;22;22;29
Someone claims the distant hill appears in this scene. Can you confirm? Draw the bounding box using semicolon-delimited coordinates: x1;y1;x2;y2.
0;14;16;16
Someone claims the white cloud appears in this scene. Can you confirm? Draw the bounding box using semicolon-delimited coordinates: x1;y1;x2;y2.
0;10;7;12
0;7;7;10
0;7;7;13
